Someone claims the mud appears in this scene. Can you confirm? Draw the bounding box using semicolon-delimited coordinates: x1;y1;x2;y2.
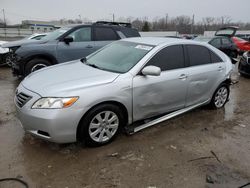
1;66;250;188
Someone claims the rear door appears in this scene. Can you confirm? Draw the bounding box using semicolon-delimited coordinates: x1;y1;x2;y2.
56;26;96;62
184;44;226;106
132;45;188;121
93;26;120;50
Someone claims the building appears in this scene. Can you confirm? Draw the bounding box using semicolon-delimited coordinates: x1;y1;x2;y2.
22;20;56;32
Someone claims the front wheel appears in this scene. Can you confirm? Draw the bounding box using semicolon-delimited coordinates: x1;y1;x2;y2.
25;58;51;76
210;84;230;109
78;104;125;147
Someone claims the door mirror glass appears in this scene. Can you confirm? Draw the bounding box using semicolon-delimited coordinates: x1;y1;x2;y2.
141;66;161;76
63;36;73;44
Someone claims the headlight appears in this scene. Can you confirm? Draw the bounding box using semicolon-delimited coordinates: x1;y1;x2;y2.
32;97;78;109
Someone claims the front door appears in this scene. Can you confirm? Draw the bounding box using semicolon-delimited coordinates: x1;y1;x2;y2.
132;45;188;122
56;27;97;63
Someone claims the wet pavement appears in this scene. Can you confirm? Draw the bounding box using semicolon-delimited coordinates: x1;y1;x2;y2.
0;66;250;188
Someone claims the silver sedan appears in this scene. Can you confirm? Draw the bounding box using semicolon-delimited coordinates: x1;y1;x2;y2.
15;37;233;146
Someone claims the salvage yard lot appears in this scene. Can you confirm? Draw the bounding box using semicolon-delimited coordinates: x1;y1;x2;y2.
0;66;250;187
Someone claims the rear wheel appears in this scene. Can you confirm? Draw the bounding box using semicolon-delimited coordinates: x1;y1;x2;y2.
78;104;125;147
25;58;51;76
210;84;229;109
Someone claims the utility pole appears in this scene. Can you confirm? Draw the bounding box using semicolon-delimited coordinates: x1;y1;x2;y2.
112;14;115;22
2;9;6;39
2;9;6;27
191;14;195;34
165;13;168;30
78;14;82;23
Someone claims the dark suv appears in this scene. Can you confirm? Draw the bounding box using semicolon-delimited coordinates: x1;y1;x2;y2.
7;21;140;77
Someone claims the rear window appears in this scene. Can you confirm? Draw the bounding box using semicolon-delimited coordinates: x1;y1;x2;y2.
119;28;140;37
94;27;118;41
221;38;231;45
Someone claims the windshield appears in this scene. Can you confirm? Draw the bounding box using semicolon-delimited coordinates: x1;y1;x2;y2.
86;41;154;73
41;27;71;41
215;28;237;36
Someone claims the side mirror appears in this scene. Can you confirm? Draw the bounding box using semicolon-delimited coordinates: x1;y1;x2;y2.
141;65;161;76
63;36;73;44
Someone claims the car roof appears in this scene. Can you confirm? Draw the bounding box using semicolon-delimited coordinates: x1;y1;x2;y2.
122;37;202;46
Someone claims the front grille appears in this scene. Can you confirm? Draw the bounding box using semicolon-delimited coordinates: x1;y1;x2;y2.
16;92;32;108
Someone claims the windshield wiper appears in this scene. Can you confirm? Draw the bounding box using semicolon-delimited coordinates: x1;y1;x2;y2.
80;57;87;63
81;58;107;71
85;63;101;69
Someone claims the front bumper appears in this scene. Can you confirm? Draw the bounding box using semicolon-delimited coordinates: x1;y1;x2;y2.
15;84;84;143
238;57;250;76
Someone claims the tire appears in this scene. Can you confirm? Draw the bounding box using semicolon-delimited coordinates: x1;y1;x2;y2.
78;104;125;147
4;53;12;67
25;58;51;76
209;84;230;109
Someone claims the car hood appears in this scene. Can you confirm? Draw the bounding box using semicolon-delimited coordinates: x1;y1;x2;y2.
2;39;48;48
0;41;7;45
21;60;120;96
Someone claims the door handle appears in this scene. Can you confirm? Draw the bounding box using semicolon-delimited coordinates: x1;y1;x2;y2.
179;74;188;80
86;45;93;49
218;66;224;71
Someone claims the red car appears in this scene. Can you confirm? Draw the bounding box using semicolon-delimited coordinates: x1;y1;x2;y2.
232;37;250;53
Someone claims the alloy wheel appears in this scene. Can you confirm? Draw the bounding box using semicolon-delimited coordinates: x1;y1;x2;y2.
31;64;47;72
214;86;228;108
88;111;119;143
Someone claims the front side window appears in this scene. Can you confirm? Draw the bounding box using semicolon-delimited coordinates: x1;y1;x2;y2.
187;45;211;66
42;27;71;40
86;41;154;73
32;35;46;40
69;27;91;42
147;45;185;71
94;27;118;41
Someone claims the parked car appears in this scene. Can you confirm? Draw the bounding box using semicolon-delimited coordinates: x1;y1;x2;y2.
15;37;233;146
2;33;47;66
194;27;239;64
5;21;140;77
236;34;250;41
232;37;250;54
0;40;9;66
238;51;250;76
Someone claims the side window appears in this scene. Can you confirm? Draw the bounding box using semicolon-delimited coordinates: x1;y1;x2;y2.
147;45;185;71
209;38;221;48
210;51;223;63
94;27;118;41
69;27;91;42
187;45;211;66
32;35;45;40
221;38;231;45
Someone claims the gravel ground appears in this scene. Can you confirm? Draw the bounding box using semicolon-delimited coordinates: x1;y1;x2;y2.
0;66;250;188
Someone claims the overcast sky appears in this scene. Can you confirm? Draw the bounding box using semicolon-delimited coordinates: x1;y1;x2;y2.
1;0;250;24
